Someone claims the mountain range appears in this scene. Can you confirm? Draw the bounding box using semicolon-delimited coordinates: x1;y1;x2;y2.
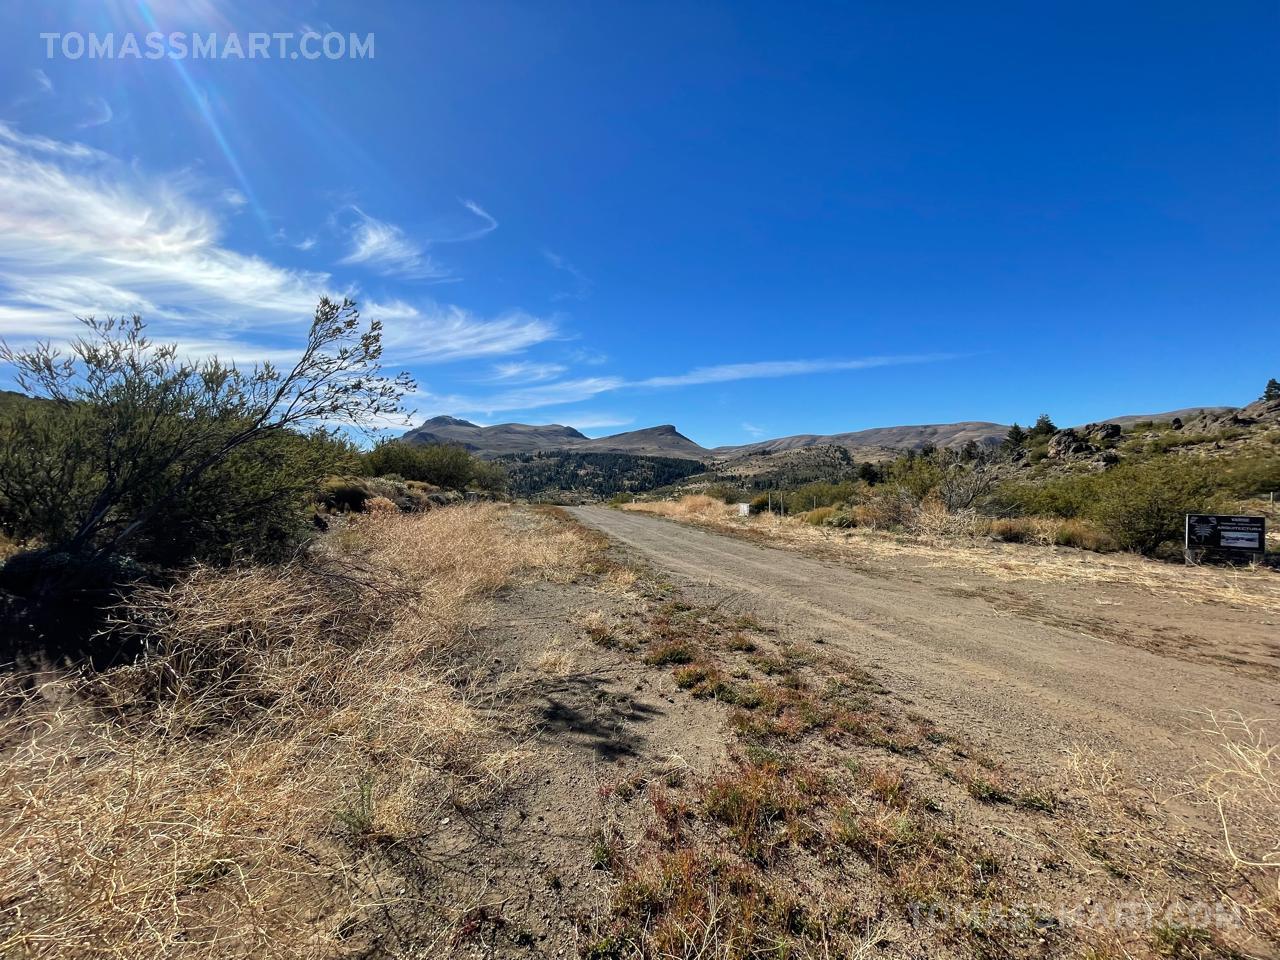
402;407;1236;461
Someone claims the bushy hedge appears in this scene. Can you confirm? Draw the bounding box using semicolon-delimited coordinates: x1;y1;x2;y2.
360;440;506;492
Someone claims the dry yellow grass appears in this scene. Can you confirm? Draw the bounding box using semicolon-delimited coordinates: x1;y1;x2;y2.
0;504;595;959
0;531;20;563
1189;712;1280;936
621;494;733;521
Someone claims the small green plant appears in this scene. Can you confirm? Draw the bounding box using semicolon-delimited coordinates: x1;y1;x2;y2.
590;829;618;870
1016;789;1058;812
335;773;377;836
727;633;757;652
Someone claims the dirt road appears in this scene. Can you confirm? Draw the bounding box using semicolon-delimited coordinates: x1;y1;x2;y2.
569;506;1280;787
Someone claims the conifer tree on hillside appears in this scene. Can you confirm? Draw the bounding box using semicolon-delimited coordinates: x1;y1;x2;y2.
1003;423;1027;450
1030;413;1057;438
1264;378;1280;402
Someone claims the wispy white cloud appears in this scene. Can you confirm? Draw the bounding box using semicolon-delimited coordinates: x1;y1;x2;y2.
543;249;592;301
556;412;634;430
477;376;623;411
0;120;106;161
32;69;54;95
414;354;956;420
220;187;248;209
487;360;567;383
0;125;329;340
741;422;766;437
635;355;953;389
456;199;498;240
0;125;558;376
568;346;608;366
405;376;622;419
77;96;114;129
337;198;498;280
339;206;448;280
368;300;557;363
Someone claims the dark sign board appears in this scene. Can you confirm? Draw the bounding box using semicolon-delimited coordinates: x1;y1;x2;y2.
1185;515;1266;558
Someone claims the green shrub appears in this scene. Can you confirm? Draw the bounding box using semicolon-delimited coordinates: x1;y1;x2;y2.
780;481;861;515
997;475;1095;519
0;402;360;567
1219;452;1280;499
701;483;741;504
999;457;1223;556
1088;459;1221;555
886;457;942;501
468;458;509;493
316;476;455;515
824;510;858;529
361;440;478;490
0;301;406;568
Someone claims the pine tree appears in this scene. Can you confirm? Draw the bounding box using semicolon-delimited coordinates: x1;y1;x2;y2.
1264;378;1280;402
1003;423;1027;450
1030;413;1057;438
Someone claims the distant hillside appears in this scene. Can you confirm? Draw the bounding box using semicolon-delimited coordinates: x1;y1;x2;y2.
1097;407;1236;429
500;451;707;501
577;424;707;458
403;417;708;460
712;421;1008;458
403;416;590;457
401;403;1250;464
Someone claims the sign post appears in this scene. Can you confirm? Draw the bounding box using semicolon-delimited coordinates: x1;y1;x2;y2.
1184;514;1266;564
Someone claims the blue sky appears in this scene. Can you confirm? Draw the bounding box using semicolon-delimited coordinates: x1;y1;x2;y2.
0;1;1276;447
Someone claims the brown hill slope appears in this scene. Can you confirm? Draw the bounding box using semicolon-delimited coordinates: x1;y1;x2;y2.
402;416;590;457
401;404;1250;462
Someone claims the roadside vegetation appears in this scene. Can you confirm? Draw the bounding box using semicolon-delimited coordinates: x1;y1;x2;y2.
639;392;1280;563
0;302;612;957
0;303;511;658
0;503;601;958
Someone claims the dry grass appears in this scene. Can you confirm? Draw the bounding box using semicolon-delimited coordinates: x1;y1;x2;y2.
0;504;595;959
0;530;19;563
1189;713;1280;937
621;495;734;521
574;587;1043;957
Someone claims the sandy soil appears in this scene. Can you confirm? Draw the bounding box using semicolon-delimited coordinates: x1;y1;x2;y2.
567;506;1280;794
